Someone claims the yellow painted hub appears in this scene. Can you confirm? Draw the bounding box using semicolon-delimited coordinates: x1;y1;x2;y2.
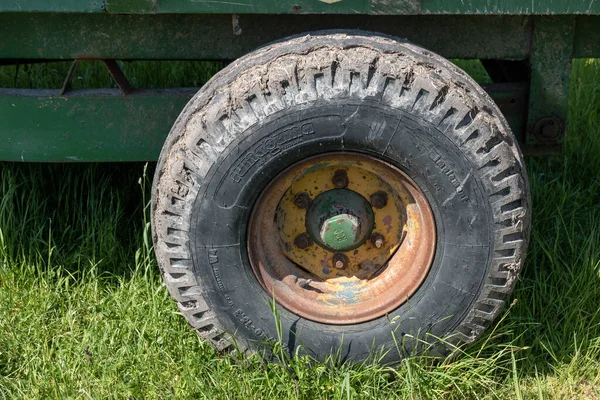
276;158;408;280
247;152;436;324
307;188;374;252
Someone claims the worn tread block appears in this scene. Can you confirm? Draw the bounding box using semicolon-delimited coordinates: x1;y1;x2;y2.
151;31;530;360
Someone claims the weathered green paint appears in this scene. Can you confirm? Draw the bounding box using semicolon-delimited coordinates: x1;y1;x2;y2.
421;0;600;15
0;89;194;162
2;13;597;62
307;189;374;251
0;10;596;160
0;0;102;13
105;0;370;14
370;0;422;14
573;16;600;57
0;83;534;162
526;16;575;146
321;214;361;251
0;13;533;60
104;0;421;14
2;0;600;14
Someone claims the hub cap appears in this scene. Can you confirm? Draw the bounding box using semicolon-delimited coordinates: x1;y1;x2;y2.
306;189;374;252
247;153;436;324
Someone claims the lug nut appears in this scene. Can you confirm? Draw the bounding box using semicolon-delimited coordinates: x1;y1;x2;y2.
370;233;385;249
370;191;388;209
299;279;313;288
332;253;348;269
293;192;311;209
534;116;562;141
332;170;349;189
294;233;312;249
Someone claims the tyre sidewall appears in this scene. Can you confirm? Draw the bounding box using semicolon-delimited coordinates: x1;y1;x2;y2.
190;99;492;361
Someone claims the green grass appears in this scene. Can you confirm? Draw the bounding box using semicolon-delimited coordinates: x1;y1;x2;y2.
0;59;599;398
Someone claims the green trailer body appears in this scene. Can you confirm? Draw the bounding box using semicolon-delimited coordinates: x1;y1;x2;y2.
1;0;593;363
0;2;599;161
2;0;600;14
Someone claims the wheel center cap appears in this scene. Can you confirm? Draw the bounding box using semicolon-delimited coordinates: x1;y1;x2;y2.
306;189;374;252
320;213;361;250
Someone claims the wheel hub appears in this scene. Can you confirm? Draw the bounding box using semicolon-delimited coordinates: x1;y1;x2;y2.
306;189;374;252
247;153;436;324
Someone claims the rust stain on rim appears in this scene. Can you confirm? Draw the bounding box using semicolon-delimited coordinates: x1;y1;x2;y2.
247;153;436;325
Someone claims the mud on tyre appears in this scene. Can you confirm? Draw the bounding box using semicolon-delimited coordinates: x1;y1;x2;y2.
151;31;530;363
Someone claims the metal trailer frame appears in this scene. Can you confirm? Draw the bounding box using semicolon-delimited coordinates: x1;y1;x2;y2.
1;1;599;162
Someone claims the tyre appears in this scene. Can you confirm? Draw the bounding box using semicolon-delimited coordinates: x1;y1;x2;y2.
151;31;530;363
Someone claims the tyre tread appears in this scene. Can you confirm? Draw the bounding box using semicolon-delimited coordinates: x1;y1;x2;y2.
151;31;530;355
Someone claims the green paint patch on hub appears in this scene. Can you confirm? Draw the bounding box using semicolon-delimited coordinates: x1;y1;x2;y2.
306;189;374;252
320;213;361;251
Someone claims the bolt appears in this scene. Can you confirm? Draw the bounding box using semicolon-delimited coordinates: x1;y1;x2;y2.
294;233;312;249
534;116;562;141
293;192;311;209
333;253;348;269
541;120;559;138
320;213;360;251
332;170;349;189
370;233;385;249
370;191;388;209
299;279;312;288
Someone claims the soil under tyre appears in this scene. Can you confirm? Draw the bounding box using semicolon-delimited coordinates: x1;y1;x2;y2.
151;31;530;363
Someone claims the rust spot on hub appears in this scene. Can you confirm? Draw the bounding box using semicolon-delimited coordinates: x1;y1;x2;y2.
247;153;436;324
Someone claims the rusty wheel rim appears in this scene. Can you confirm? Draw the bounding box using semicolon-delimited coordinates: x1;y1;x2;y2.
247;153;436;324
